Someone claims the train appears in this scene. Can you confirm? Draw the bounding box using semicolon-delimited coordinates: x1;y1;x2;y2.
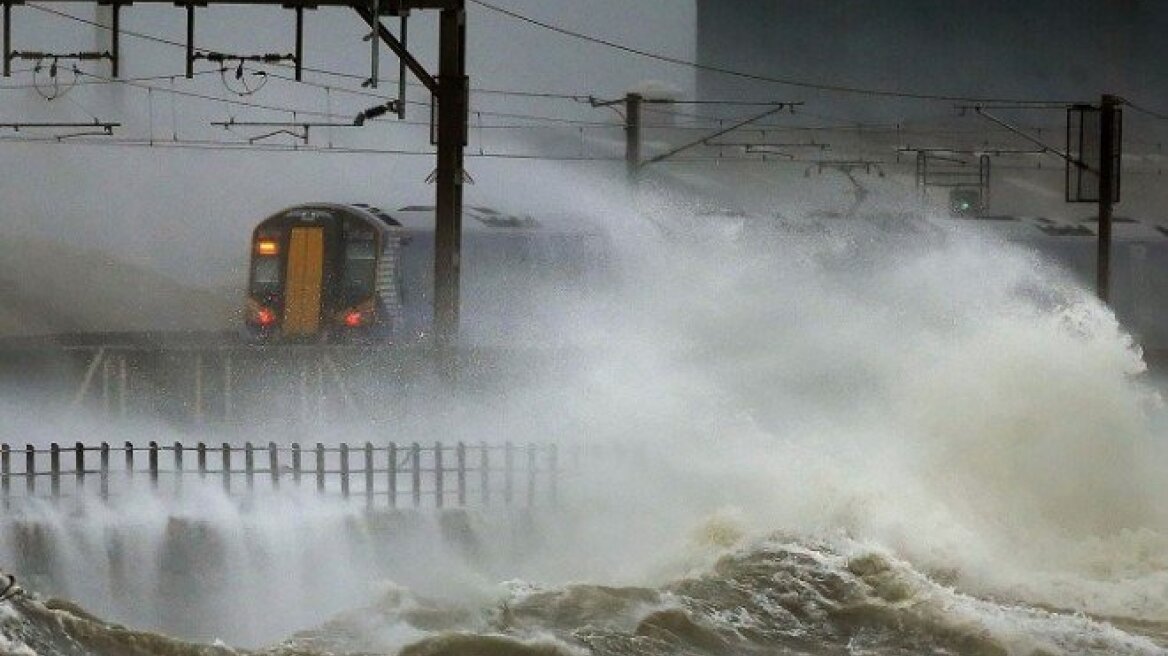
244;203;610;343
246;202;1168;361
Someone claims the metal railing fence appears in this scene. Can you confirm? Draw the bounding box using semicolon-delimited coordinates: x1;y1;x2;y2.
1;440;558;509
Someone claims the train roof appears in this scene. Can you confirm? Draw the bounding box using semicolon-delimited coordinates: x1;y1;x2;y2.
266;203;1168;244
256;203;401;234
388;205;606;236
259;202;608;239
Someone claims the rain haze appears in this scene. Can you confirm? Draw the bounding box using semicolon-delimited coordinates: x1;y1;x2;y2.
1;2;1168;656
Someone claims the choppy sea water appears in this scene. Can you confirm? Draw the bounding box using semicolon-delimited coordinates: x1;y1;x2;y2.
3;532;1168;656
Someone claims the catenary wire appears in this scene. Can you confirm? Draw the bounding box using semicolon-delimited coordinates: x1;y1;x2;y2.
23;2;830;109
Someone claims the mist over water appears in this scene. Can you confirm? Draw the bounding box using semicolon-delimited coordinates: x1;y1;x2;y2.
525;173;1168;611
2;164;1168;654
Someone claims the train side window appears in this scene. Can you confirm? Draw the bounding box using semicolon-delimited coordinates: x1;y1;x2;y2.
343;239;377;301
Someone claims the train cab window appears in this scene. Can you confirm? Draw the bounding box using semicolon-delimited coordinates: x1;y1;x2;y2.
343;239;377;301
251;257;280;295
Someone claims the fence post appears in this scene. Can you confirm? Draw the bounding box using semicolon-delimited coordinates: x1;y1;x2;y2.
291;443;302;486
387;442;397;508
100;442;110;501
549;444;558;506
125;441;134;476
315;443;325;493
364;442;374;508
480;442;489;505
148;442;159;490
456;442;466;507
75;442;85;493
197;442;207;479
340;443;350;500
222;443;232;494
174;442;183;491
527;443;537;507
2;444;10;505
25;445;34;495
504;441;514;506
269;442;279;489
245;442;255;491
411;442;421;507
50;443;60;499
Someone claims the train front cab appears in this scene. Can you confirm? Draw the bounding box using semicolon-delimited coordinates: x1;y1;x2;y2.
245;205;394;342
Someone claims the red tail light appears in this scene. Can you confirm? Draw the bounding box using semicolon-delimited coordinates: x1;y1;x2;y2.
344;310;364;327
256;307;276;326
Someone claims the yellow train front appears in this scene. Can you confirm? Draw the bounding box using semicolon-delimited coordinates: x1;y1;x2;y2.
244;203;402;342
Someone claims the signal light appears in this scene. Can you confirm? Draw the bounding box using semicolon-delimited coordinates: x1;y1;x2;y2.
344;310;364;328
949;188;983;217
256;307;276;326
256;239;278;256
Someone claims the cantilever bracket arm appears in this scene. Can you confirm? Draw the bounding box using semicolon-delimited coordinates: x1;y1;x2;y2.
0;120;120;131
350;2;435;94
643;102;802;167
243;127;305;143
972;106;1086;171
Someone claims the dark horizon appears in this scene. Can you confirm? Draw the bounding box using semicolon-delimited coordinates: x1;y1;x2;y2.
696;1;1168;121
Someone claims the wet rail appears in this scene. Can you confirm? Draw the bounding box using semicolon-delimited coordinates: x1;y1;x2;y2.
0;440;559;509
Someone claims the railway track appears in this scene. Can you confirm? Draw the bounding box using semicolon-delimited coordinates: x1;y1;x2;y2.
0;331;580;425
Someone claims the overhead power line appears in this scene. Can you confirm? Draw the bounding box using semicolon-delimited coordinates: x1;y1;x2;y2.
26;2;170;44
24;1;1160;158
257;68;622;126
23;2;824;110
0;132;631;160
1123;98;1168;122
7;133;1166;175
62;66;629;130
0;69;219;90
16;3;578;102
26;0;1168;125
29;67;692;131
22;3;586;99
7;70;1086;141
9;66;1080;137
72;68;340;120
21;4;633;127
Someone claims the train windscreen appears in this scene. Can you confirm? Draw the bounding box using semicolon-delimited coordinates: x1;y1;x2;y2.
251;256;280;297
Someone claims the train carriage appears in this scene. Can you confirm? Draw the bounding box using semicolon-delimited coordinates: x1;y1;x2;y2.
244;203;611;343
245;203;403;341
